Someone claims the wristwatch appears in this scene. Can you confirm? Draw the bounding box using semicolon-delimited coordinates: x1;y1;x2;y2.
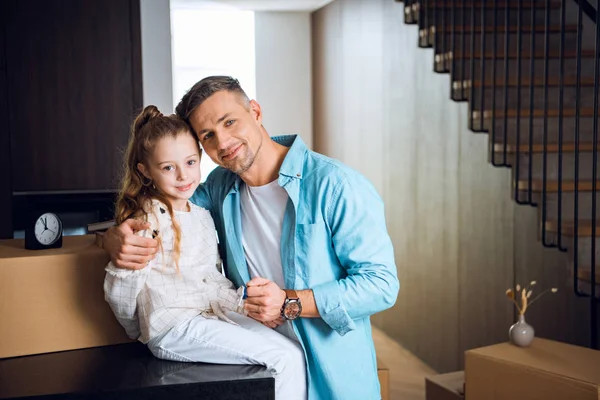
281;289;302;320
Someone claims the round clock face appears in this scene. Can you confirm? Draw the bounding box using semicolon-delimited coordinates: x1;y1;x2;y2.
34;213;62;245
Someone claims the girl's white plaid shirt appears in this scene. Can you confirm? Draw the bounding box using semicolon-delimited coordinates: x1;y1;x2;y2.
104;199;245;344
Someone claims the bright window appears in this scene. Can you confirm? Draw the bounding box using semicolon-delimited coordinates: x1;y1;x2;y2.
171;4;256;180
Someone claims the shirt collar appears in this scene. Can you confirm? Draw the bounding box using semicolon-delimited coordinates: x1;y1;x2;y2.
273;134;307;180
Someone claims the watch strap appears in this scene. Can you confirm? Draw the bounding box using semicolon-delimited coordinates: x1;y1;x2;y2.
284;289;299;300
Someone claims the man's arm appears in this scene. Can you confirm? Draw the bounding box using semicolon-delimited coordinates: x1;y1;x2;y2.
103;219;158;270
311;173;399;335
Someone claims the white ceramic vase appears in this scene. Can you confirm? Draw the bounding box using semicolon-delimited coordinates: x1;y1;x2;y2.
509;314;535;347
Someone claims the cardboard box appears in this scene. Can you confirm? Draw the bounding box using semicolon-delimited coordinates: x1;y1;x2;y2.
0;235;133;359
377;357;390;400
465;338;600;400
426;371;465;400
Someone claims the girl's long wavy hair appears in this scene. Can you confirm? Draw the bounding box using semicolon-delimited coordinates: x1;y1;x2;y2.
115;105;201;270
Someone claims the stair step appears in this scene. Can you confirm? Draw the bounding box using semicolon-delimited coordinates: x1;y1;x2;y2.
407;1;562;26
435;49;594;69
435;24;575;34
568;261;600;299
434;25;579;51
480;108;600;119
577;267;600;285
455;76;595;102
511;151;600;182
433;5;565;29
441;49;596;60
546;219;600;236
488;115;600;147
425;1;560;8
470;85;597;112
541;191;600;221
494;142;600;153
517;180;600;192
450;57;598;82
566;257;600;299
464;76;595;88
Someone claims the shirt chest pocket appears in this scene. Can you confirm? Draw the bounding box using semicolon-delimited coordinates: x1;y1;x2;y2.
295;221;339;283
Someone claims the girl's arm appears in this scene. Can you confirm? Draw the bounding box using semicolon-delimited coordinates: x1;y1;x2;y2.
103;209;158;339
103;263;149;340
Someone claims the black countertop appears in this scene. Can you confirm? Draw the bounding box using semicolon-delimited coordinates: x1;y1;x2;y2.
0;343;274;399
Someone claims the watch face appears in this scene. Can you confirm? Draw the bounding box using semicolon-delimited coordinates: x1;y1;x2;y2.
34;213;62;245
284;300;301;320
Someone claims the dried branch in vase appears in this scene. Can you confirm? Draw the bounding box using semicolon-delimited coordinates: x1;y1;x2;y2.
505;281;558;316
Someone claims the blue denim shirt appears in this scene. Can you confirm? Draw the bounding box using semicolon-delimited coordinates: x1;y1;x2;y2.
191;135;399;400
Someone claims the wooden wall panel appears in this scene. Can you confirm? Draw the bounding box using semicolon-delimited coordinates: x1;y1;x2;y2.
457;135;514;356
6;0;141;192
0;0;12;239
339;0;361;174
312;1;342;162
384;1;464;372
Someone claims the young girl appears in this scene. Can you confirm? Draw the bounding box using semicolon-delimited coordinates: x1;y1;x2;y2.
104;105;306;400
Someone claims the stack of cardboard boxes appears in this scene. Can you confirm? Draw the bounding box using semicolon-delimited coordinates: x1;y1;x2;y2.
426;338;600;400
0;235;132;359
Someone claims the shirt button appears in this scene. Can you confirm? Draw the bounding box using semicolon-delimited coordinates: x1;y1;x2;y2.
296;173;301;177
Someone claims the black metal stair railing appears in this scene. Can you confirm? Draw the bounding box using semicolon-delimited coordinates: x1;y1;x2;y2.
574;0;597;23
490;0;501;166
479;3;487;132
541;0;554;248
567;0;600;351
514;2;526;205
469;0;477;131
401;0;600;349
528;1;537;206
461;0;466;99
590;0;599;349
502;3;510;167
572;0;584;304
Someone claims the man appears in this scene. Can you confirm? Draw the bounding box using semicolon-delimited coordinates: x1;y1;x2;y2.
103;76;399;399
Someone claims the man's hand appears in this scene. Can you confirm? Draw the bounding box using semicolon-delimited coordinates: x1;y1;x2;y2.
103;219;159;270
244;277;286;322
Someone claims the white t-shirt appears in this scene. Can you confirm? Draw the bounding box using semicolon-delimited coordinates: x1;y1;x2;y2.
240;180;298;341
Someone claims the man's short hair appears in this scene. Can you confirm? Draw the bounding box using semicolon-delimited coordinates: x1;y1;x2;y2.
175;76;250;122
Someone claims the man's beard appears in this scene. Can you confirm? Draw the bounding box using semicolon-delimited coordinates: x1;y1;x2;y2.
225;148;254;175
223;139;263;175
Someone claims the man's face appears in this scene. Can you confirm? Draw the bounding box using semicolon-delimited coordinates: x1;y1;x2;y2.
189;91;264;175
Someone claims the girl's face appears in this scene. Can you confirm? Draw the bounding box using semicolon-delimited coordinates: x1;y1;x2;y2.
138;132;201;211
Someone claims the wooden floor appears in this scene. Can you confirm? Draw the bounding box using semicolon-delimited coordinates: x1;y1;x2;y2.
373;327;437;400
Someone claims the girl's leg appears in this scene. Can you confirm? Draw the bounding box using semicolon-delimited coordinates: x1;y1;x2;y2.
148;314;306;400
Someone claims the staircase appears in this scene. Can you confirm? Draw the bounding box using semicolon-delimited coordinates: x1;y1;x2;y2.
399;0;600;348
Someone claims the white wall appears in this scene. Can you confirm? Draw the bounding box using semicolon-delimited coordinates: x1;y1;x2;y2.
139;6;314;148
140;0;174;113
255;12;313;149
